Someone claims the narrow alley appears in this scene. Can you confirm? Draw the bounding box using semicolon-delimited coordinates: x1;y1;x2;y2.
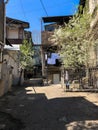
0;81;98;130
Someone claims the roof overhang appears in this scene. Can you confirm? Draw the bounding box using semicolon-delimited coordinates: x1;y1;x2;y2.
42;15;72;24
6;17;29;28
42;1;86;24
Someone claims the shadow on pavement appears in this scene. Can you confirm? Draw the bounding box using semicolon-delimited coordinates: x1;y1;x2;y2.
0;86;98;130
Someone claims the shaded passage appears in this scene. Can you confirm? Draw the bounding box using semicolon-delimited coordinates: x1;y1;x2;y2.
0;85;98;130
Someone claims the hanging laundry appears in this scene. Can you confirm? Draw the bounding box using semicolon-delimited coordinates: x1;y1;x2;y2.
47;58;56;65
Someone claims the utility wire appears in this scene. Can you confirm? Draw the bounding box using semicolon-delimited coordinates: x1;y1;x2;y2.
19;0;28;22
40;0;48;16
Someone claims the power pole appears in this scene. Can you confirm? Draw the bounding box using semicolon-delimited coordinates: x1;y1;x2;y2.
0;0;4;45
0;0;9;79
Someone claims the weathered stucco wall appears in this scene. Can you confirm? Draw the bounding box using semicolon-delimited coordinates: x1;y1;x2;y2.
4;50;20;85
89;0;98;14
0;62;13;97
8;28;19;39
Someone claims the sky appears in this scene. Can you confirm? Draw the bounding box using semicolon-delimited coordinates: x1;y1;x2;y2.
6;0;79;43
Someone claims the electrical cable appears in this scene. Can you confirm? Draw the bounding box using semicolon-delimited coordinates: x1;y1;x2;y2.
39;0;48;16
19;0;28;22
6;1;78;17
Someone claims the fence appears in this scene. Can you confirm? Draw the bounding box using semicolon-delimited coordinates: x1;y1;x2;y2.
66;67;98;90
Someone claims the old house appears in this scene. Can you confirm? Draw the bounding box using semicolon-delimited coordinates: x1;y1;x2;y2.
0;17;31;96
41;0;87;85
41;16;72;84
4;17;30;86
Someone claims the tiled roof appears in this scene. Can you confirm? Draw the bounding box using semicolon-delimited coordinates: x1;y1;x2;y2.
6;17;29;28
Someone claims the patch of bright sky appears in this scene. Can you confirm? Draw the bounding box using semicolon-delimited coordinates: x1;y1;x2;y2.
6;0;79;44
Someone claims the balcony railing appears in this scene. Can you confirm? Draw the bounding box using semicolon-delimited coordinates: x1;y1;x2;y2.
41;31;54;46
7;39;23;45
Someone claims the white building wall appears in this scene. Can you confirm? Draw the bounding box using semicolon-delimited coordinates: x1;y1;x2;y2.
0;61;13;96
4;50;20;85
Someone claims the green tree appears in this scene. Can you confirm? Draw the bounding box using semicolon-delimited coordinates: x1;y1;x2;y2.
20;39;34;71
51;9;92;70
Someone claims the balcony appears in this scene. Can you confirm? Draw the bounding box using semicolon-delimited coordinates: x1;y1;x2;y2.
7;39;23;45
41;31;54;46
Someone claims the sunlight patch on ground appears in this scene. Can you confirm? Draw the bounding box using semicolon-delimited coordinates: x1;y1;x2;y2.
84;94;98;106
25;87;35;94
66;120;98;130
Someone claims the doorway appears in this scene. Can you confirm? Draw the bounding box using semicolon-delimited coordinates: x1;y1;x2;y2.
53;74;60;84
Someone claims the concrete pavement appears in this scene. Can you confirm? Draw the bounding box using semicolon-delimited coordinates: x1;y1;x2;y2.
0;83;98;130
